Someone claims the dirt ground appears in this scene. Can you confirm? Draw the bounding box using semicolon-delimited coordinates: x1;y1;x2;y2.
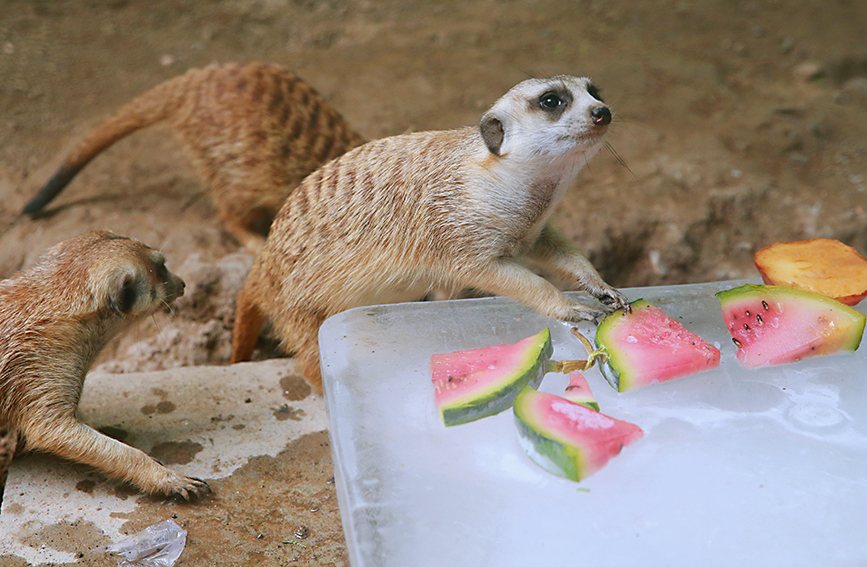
1;0;866;565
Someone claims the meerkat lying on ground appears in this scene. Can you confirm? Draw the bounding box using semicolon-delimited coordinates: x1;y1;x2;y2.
231;75;630;392
21;62;366;253
0;231;210;500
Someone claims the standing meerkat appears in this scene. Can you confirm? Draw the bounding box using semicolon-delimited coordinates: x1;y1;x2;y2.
231;75;630;391
0;231;210;500
21;62;366;253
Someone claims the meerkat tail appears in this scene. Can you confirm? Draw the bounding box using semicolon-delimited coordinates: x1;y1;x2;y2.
231;282;265;363
21;72;193;215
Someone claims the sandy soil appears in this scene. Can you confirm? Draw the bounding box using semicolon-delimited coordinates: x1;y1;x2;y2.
0;0;865;564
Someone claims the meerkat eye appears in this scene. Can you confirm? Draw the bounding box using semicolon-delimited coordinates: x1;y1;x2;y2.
587;83;604;103
539;92;564;111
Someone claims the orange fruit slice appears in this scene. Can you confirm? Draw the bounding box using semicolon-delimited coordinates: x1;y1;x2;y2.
754;238;867;306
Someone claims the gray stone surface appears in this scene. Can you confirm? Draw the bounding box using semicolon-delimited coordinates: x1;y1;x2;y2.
0;360;341;566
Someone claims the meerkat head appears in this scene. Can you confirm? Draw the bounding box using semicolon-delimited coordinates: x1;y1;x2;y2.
101;246;185;318
479;75;610;162
37;231;185;318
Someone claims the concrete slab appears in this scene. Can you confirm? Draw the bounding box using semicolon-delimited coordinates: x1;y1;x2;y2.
0;360;348;566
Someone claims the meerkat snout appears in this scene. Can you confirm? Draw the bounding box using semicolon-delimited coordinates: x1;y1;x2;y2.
105;252;185;316
590;106;612;126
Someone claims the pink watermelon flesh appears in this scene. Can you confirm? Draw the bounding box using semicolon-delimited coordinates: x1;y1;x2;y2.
716;284;866;368
431;328;553;426
563;372;599;411
513;385;643;482
595;299;721;392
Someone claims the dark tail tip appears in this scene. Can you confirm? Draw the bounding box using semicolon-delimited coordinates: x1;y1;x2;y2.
21;165;81;215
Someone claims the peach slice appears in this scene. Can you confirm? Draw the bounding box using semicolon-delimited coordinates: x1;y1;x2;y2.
754;238;867;306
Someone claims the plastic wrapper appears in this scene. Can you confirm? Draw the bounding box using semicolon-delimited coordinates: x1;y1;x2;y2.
96;519;187;567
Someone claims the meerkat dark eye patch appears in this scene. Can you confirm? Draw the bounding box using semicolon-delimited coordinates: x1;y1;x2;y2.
587;83;603;103
539;92;564;110
154;260;168;281
534;87;572;120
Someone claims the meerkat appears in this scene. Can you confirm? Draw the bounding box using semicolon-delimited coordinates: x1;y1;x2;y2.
21;62;366;253
231;75;630;391
0;231;210;500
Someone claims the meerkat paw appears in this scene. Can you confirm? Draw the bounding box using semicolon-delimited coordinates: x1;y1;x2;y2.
590;285;631;314
154;470;212;501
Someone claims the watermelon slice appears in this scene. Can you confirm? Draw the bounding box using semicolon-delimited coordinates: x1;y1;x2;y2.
431;328;553;426
563;372;599;411
716;283;866;368
595;299;721;392
513;385;643;482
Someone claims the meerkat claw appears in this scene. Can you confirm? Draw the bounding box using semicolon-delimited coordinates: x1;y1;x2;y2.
596;287;630;313
169;477;211;501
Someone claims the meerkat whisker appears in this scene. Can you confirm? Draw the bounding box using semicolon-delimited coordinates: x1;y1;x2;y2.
159;297;177;317
148;313;168;340
604;142;637;178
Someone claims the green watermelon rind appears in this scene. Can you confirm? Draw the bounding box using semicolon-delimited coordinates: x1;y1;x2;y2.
594;299;652;392
514;412;584;481
513;385;644;482
436;329;553;426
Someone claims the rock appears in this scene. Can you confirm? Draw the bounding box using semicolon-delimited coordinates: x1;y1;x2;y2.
793;61;824;81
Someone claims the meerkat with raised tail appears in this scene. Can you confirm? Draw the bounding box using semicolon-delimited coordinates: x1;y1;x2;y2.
231;75;630;391
0;231;210;500
21;62;366;253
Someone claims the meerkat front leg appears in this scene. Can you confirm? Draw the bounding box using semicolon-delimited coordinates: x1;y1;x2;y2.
23;413;210;500
462;257;608;322
522;224;631;312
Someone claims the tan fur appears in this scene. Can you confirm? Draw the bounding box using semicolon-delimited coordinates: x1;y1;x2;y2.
231;76;629;391
0;231;210;500
22;62;366;253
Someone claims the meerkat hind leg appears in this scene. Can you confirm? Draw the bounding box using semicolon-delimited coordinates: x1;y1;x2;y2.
219;204;273;255
25;415;210;500
270;311;326;393
231;283;266;363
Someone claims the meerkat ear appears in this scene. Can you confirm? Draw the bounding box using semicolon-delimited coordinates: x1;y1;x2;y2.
108;272;141;315
480;113;505;156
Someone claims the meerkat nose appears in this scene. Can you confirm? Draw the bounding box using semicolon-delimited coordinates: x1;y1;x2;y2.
590;106;612;126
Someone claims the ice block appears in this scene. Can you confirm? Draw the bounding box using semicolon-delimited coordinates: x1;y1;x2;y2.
319;281;867;567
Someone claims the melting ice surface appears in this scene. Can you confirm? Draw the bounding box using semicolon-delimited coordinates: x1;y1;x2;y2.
319;281;867;567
